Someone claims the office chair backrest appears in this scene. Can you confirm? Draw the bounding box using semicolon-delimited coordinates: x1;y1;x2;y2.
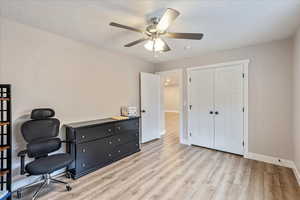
21;108;61;158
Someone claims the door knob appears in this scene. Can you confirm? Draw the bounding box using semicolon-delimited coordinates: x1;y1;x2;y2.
215;111;219;115
141;110;146;113
209;111;214;114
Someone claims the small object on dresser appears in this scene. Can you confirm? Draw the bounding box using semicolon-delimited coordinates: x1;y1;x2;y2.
111;116;129;120
121;106;137;117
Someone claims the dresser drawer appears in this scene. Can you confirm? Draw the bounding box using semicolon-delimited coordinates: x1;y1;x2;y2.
114;119;139;134
76;124;113;143
76;139;112;172
111;131;139;146
111;140;140;159
103;132;138;149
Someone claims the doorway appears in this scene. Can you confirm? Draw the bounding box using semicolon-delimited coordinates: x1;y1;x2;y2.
157;69;184;144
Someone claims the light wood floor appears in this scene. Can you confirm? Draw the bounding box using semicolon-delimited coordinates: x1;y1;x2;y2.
19;112;300;200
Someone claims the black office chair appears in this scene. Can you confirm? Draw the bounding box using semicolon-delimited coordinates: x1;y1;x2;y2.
17;108;73;200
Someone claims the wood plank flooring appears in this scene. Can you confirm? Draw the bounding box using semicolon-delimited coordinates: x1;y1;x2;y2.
18;112;300;200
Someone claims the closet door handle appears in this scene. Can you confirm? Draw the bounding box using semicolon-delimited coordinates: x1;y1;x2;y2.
215;111;219;115
209;111;214;114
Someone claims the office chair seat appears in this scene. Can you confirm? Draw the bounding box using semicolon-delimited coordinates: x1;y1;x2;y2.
25;153;73;175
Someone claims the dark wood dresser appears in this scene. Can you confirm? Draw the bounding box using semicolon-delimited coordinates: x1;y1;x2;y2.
66;117;140;179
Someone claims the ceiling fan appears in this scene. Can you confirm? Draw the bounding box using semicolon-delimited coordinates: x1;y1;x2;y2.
109;8;204;52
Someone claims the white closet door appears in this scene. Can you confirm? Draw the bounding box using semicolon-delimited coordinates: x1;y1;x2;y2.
214;65;244;155
189;69;215;148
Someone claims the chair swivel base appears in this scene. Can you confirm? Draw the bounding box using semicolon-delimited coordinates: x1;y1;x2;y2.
16;174;72;200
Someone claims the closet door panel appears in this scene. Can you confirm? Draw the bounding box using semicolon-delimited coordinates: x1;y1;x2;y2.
189;69;214;148
214;65;244;155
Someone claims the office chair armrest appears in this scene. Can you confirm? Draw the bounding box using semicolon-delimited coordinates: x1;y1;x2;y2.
17;150;28;175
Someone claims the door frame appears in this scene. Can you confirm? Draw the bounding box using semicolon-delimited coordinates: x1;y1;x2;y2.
187;59;250;155
156;69;185;144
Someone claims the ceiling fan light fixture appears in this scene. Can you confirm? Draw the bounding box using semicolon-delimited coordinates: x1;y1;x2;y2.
109;8;203;53
144;38;165;52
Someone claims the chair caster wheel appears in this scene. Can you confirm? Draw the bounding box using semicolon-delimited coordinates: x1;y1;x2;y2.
16;189;22;199
66;185;72;191
65;172;72;179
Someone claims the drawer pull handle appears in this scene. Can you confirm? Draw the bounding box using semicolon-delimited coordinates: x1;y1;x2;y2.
117;127;121;130
118;138;121;142
82;149;86;153
109;141;112;144
81;135;85;139
118;150;121;153
108;129;112;132
82;163;86;167
108;154;112;157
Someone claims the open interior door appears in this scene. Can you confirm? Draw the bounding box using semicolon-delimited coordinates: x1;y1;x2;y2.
140;72;160;143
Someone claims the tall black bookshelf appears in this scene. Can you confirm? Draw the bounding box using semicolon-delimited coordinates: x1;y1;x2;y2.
0;85;12;200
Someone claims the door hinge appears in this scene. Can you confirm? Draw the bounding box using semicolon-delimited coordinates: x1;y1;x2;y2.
189;77;191;83
189;105;192;110
242;73;245;78
242;107;245;112
242;141;245;147
190;132;192;137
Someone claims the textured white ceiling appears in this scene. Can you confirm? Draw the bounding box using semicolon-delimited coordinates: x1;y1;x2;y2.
1;0;300;63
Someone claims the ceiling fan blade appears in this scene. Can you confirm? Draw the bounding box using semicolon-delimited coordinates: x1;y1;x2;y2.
156;8;180;32
165;32;204;40
124;38;148;47
109;22;143;33
161;39;171;52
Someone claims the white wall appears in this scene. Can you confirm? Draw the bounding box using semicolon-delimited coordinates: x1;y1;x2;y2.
0;18;154;190
293;28;300;177
156;39;294;160
164;86;179;112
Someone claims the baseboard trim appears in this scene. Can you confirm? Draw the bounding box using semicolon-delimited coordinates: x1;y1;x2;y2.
291;164;300;186
165;110;179;113
244;152;300;186
244;152;294;168
180;138;189;145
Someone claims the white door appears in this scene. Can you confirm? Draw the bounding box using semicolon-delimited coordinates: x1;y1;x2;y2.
214;65;244;155
189;69;215;148
189;64;244;155
140;72;160;143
